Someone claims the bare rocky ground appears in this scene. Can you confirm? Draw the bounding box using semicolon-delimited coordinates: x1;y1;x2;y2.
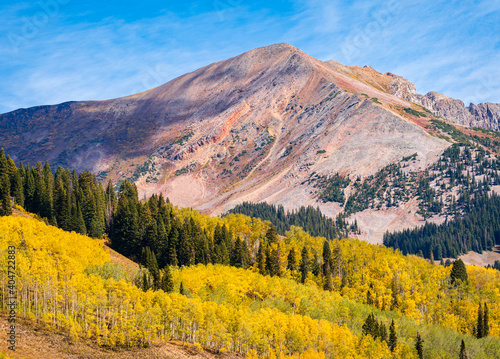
0;314;240;359
457;245;500;267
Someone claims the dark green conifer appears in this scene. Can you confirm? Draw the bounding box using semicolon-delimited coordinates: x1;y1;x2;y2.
178;226;194;267
0;173;12;216
415;332;424;359
459;340;467;359
362;314;376;337
160;266;174;293
483;302;489;337
450;259;468;285
231;237;243;268
388;320;397;352
240;239;250;269
265;245;274;276
179;281;187;296
24;166;35;211
257;243;266;275
379;322;387;342
75;204;87;235
476;303;483;338
265;224;279;243
322;240;332;275
300;246;309;284
287;248;297;271
168;227;179;266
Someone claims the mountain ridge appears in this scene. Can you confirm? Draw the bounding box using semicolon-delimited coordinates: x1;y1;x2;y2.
1;43;499;243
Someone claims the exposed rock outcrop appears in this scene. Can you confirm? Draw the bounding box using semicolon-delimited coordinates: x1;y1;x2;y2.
386;73;500;130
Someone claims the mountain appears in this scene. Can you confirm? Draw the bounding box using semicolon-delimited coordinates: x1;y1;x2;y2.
325;61;500;130
1;43;499;243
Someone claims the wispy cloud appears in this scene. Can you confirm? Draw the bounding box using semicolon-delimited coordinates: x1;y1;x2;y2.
0;0;498;114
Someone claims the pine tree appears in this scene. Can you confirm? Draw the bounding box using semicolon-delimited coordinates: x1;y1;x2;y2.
362;314;376;337
24;166;35;212
322;240;332;274
240;239;250;269
459;340;467;359
178;227;194;267
415;332;424;359
168;227;179;266
483;302;489;337
12;170;24;207
179;281;187;296
300;246;309;284
160;266;174;293
75;204;87;235
287;248;297;271
271;245;282;277
476;303;483;338
322;240;333;291
265;245;274;276
42;161;55;223
257;243;266;275
388;319;397;352
379;322;387;342
231;236;243;267
265;224;279;243
450;259;468;285
0;173;12;216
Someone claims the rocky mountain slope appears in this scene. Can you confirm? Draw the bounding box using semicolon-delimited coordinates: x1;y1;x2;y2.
1;43;499;242
326;60;500;130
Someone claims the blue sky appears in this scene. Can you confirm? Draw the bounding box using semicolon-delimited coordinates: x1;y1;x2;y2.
1;0;499;114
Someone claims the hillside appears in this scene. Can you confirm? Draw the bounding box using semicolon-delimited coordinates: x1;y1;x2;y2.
1;209;500;358
0;314;239;359
1;43;500;243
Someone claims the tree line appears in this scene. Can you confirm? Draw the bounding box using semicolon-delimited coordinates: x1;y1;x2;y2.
383;189;500;259
226;201;355;239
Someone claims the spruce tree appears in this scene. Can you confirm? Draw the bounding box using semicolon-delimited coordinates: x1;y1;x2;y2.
265;224;279;243
179;281;187;296
265;245;274;276
24;166;35;212
271;245;282;277
379;322;387;342
322;240;333;290
362;314;376;337
178;228;193;267
483;302;489;337
450;259;468;285
415;332;424;359
12;170;24;207
459;340;467;359
0;173;12;216
300;246;309;284
287;248;297;271
240;239;250;269
257;243;266;275
388;319;397;352
75;204;87;235
476;303;483;338
160;266;174;293
231;237;242;268
322;240;332;275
